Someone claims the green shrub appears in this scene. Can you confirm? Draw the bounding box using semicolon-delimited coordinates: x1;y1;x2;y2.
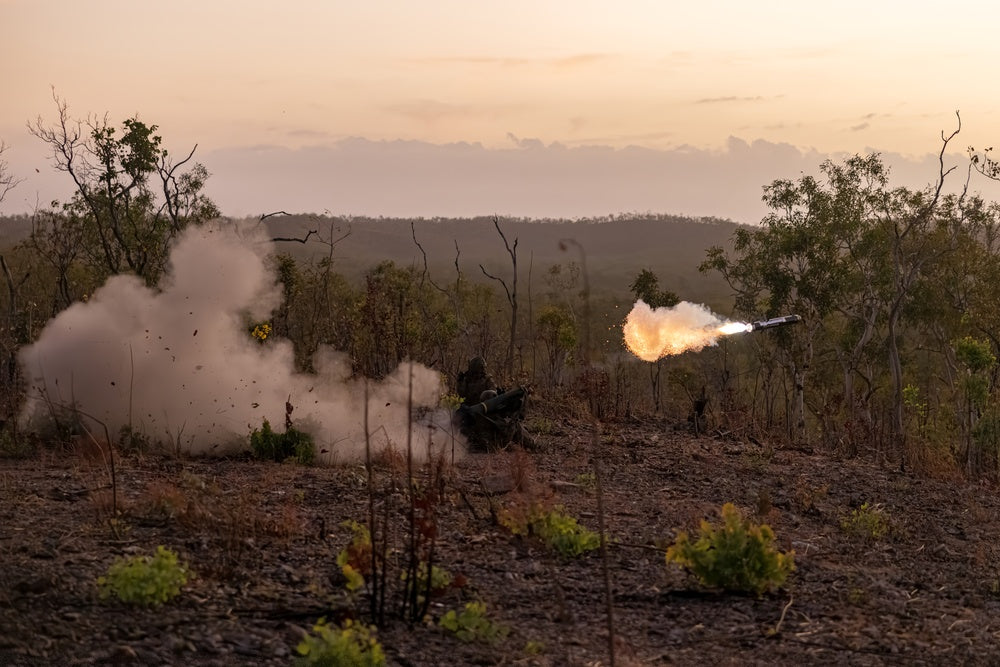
117;424;151;453
500;503;601;558
296;618;385;666
336;520;372;592
665;503;794;595
440;601;509;644
97;545;189;606
249;419;315;464
0;428;34;458
840;502;890;541
401;562;453;597
574;472;597;491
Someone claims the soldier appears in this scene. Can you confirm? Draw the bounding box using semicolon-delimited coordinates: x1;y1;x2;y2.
456;356;496;406
455;357;535;451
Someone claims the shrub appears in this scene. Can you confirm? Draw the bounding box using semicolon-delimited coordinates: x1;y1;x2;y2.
401;562;453;597
500;503;601;558
665;503;794;595
574;471;597;491
336;520;372;592
440;601;509;644
97;545;189;606
0;428;34;458
249;419;315;464
840;502;890;541
249;321;272;343
296;618;385;666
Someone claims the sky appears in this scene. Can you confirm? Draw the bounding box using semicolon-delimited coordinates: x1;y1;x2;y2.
2;0;1000;222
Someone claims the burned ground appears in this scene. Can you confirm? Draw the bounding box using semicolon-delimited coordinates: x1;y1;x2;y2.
2;416;1000;666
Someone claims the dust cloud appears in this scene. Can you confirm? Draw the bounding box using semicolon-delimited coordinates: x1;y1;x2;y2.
623;299;742;361
18;221;458;462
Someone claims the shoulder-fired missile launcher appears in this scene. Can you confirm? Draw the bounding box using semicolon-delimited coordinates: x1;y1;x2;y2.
749;314;802;332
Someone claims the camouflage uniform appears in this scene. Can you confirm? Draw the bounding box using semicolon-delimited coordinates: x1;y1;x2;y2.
455;357;535;451
456;357;496;406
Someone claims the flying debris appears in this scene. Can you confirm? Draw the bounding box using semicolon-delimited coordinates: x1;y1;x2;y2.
749;315;802;332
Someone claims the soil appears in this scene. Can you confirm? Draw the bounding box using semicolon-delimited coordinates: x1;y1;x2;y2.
3;414;1000;666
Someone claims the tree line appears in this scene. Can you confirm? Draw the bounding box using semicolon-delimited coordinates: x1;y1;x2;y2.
702;115;1000;476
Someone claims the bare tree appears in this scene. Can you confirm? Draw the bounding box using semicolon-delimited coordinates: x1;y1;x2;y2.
882;112;964;459
0;140;22;205
479;216;518;381
0;143;25;425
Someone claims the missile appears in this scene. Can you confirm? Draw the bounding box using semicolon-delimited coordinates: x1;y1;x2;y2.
749;314;802;332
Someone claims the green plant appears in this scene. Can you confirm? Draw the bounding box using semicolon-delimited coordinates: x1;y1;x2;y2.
847;587;868;605
117;425;151;453
0;428;34;459
250;321;272;343
401;562;453;597
439;392;463;411
665;503;794;595
440;601;509;644
249;418;315;464
840;502;890;541
526;416;555;436
500;503;601;558
296;618;385;666
524;640;545;655
97;545;188;606
574;471;597;491
336;520;373;592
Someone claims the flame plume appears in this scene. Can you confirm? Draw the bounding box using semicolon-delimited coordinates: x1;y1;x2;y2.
623;300;750;361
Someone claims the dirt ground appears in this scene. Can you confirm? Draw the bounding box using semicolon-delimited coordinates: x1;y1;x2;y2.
3;414;1000;666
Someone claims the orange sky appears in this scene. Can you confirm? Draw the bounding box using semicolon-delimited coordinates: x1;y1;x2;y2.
2;1;999;219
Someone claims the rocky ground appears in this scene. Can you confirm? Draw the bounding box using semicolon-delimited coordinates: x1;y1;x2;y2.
3;414;1000;666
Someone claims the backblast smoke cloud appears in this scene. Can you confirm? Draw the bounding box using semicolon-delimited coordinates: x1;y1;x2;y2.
18;221;456;462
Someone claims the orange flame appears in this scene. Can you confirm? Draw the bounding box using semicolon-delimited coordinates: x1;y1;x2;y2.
623;300;750;361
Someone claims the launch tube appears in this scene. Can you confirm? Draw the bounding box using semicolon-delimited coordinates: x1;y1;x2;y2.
749;314;802;332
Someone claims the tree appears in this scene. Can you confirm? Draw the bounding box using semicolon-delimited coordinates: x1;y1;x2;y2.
0;140;25;423
480;216;519;381
535;303;577;387
701;122;989;464
701;154;895;446
27;92;218;286
0;140;22;204
878;116;965;457
628;269;679;413
628;269;679;309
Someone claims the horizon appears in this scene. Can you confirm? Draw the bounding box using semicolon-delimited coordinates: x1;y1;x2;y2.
3;1;1000;221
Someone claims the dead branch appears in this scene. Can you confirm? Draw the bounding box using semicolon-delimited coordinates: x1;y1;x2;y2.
410;221;446;293
272;229;319;244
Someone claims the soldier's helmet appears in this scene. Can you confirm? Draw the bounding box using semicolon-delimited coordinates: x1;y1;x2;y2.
468;356;487;375
479;389;498;401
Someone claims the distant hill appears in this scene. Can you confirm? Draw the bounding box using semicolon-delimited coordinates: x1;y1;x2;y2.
0;214;31;249
0;212;743;308
262;213;741;306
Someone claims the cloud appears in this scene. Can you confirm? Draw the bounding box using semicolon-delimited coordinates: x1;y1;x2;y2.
552;53;614;68
407;53;615;69
562;130;675;146
505;133;545;149
194;135;992;223
286;128;333;140
386;99;507;125
9;133;998;225
850;122;870;132
695;95;767;104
